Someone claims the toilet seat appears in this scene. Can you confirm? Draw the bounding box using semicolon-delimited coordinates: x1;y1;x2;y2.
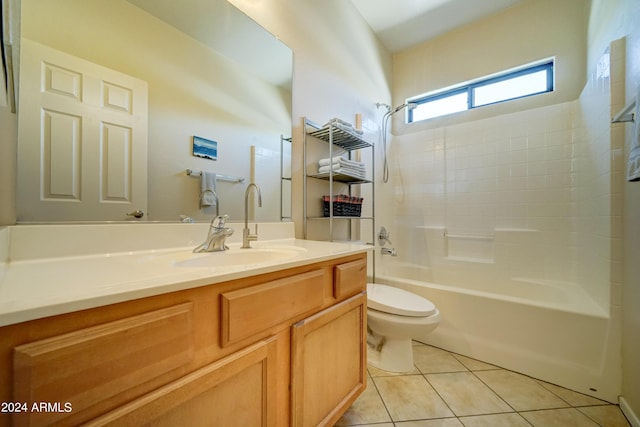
367;283;436;317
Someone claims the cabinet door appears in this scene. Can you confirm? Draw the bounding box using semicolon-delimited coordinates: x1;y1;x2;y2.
13;303;194;426
290;292;367;427
88;337;278;427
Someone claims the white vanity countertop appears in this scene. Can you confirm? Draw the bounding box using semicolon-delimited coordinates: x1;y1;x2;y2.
0;235;371;327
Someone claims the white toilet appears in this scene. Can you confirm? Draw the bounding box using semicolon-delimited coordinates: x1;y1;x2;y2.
367;282;441;373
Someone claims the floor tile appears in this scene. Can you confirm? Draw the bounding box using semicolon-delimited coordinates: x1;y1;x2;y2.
458;412;531;427
578;404;632;427
368;363;420;377
520;408;600;426
475;369;569;411
334;380;391;426
413;344;468;374
426;372;512;416
374;375;454;421
535;379;608;407
337;344;631;427
395;418;464;426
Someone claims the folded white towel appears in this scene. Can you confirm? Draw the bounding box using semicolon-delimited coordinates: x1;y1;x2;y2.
325;118;353;128
318;156;343;166
318;157;365;169
321;165;367;175
318;165;366;175
318;165;367;179
200;172;217;208
627;88;640;182
334;122;364;136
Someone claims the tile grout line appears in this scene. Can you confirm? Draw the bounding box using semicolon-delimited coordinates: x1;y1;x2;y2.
366;368;396;425
417;365;459;420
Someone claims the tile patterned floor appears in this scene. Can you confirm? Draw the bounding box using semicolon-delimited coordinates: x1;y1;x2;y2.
336;341;631;427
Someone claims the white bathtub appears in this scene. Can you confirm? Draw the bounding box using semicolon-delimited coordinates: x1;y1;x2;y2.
374;262;620;403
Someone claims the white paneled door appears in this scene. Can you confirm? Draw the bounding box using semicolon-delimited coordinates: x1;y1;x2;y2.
17;39;148;221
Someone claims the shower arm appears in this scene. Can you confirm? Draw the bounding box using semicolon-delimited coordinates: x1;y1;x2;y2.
378;102;417;183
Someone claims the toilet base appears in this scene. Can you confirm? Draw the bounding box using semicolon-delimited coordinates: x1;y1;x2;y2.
367;336;414;373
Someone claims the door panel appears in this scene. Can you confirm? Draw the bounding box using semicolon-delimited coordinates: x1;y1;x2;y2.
17;39;148;221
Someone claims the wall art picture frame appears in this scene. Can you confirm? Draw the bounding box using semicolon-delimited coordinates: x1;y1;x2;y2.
192;135;218;161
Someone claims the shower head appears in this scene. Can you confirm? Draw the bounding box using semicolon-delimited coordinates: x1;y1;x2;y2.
392;102;418;113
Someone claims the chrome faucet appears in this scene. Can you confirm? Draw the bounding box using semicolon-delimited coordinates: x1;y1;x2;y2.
381;247;397;256
193;214;234;252
242;183;262;249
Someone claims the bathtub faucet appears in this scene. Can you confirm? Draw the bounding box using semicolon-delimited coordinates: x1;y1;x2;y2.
381;247;397;256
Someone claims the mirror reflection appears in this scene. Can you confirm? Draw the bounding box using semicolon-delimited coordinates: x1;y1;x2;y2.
16;0;292;223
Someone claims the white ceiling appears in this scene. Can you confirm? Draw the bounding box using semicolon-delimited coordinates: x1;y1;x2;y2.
349;0;524;53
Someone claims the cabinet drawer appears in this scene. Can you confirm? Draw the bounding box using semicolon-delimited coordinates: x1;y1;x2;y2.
334;258;367;299
13;302;194;426
220;269;326;347
87;337;278;427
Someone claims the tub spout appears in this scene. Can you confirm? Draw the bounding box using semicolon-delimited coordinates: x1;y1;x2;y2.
381;247;397;256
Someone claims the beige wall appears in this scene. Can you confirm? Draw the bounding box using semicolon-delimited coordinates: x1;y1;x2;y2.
585;0;640;419
392;0;589;134
587;0;640;420
0;0;18;225
0;107;17;225
228;0;393;239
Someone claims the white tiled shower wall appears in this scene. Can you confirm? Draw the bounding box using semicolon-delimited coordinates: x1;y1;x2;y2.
575;39;625;315
388;41;623;313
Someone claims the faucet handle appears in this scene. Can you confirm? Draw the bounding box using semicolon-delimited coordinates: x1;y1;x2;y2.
213;214;229;228
378;226;392;246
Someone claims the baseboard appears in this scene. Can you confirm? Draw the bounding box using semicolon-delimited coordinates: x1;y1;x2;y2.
620;396;640;427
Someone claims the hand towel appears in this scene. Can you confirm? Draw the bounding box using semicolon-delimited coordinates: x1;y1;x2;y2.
200;172;217;207
627;88;640;182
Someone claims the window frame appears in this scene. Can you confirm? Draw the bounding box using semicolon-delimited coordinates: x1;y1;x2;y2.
408;59;554;123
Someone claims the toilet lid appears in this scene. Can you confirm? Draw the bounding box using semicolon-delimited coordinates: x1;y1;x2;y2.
367;283;436;317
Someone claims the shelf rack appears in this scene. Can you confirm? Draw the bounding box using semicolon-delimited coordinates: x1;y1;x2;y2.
303;117;375;244
281;135;292;221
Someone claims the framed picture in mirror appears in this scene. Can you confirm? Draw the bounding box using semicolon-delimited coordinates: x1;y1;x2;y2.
193;135;218;161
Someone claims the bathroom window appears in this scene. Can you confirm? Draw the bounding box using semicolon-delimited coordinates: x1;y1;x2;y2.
408;59;554;122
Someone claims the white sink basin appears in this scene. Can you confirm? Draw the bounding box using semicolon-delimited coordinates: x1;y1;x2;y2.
146;246;307;268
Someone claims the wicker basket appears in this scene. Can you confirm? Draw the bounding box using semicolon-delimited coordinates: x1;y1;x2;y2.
322;195;363;217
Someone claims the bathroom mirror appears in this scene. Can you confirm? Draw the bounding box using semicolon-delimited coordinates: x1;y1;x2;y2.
15;0;292;223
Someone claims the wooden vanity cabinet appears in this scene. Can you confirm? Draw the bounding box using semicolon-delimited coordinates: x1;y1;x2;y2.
0;253;367;427
291;293;367;427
